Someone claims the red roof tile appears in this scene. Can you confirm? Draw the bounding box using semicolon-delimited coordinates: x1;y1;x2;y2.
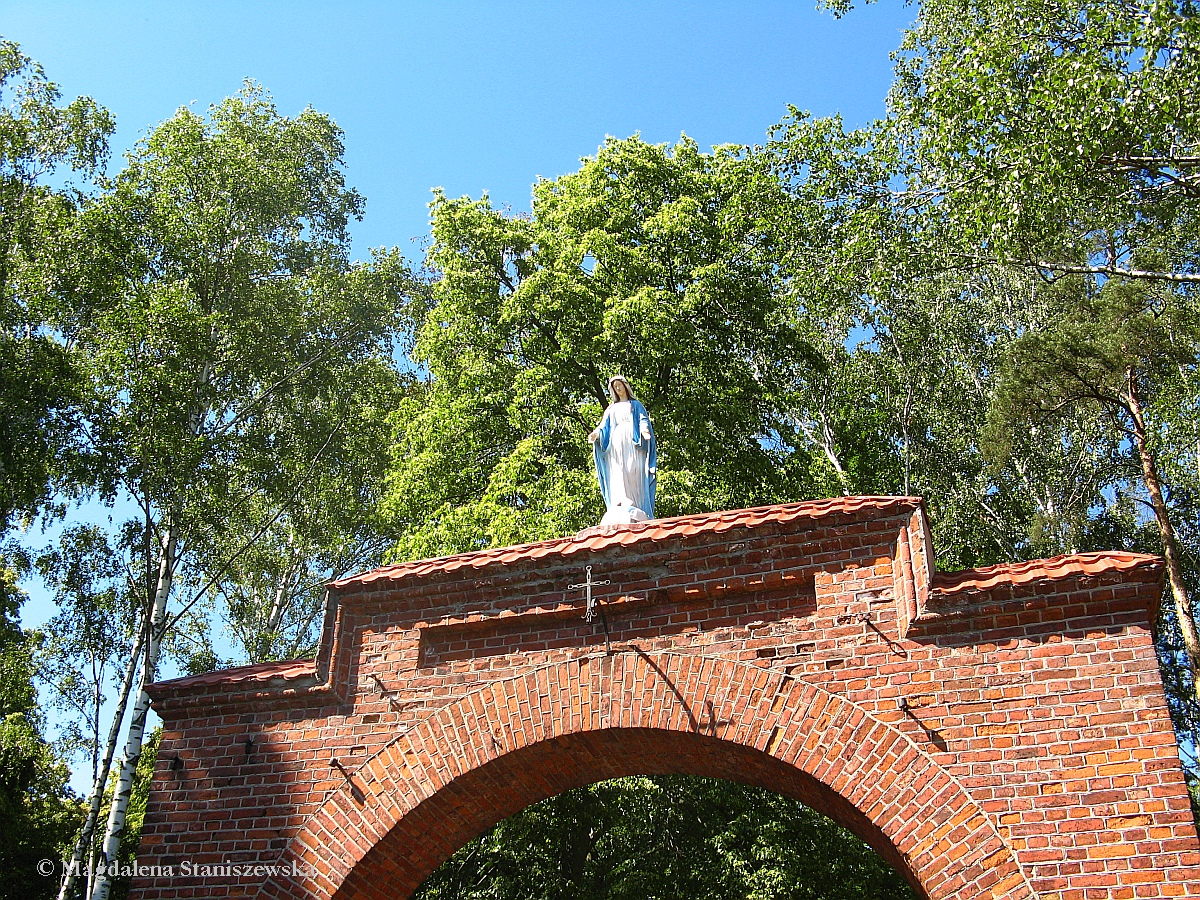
931;551;1159;597
147;658;317;695
333;496;922;588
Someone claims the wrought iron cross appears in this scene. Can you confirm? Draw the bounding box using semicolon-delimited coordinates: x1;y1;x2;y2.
568;565;610;623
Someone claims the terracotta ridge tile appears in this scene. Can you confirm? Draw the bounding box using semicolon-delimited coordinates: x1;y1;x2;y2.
148;658;317;695
334;496;920;589
931;551;1160;596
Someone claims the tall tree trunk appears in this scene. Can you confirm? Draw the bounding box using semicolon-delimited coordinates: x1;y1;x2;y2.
797;413;852;495
90;524;177;900
257;540;300;661
1125;369;1200;699
90;355;213;900
58;626;145;900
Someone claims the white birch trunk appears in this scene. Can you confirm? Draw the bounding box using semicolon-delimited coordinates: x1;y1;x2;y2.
89;352;213;900
796;414;851;495
89;524;177;900
58;626;146;900
258;546;299;660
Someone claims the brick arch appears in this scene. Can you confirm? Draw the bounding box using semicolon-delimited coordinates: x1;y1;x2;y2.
256;652;1032;900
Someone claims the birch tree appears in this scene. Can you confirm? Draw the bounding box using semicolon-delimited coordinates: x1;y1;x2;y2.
810;0;1200;697
216;350;406;663
875;0;1200;693
0;38;114;900
881;0;1200;284
0;38;112;532
33;525;144;900
69;84;412;900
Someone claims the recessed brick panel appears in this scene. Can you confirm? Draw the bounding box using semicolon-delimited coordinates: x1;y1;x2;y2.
133;498;1200;900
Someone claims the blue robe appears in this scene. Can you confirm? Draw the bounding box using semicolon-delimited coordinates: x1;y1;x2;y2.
592;398;656;518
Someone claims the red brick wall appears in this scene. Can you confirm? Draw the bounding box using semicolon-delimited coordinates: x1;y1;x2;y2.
133;498;1200;900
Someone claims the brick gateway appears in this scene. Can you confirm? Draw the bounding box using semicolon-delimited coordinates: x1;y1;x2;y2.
133;497;1200;899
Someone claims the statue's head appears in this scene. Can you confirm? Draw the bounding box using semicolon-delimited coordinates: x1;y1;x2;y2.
608;376;634;403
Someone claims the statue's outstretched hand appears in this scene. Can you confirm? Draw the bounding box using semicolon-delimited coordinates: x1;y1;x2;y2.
639;421;651;441
588;429;599;444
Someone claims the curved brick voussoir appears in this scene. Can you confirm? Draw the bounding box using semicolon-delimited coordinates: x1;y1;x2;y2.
257;653;1033;900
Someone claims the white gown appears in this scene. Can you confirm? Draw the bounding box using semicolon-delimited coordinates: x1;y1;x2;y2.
594;400;655;525
602;401;651;515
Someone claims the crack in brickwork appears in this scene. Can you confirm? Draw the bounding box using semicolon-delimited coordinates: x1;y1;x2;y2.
134;499;1200;900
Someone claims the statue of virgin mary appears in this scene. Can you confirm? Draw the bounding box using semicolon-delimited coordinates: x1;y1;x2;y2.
588;375;657;525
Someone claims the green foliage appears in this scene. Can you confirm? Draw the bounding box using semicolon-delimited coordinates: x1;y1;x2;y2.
47;82;419;892
759;111;1121;570
0;562;84;900
80;82;379;511
414;777;917;900
0;37;112;529
889;0;1200;279
987;278;1199;441
981;274;1198;558
0;712;84;900
0;546;35;715
384;136;822;558
219;349;408;662
34;525;137;768
72;83;414;670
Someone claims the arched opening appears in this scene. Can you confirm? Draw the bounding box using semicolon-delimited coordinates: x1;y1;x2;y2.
411;770;921;899
337;728;924;899
257;653;1032;900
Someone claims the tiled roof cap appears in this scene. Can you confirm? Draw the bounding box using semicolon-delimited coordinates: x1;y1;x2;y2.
146;658;317;698
334;495;922;588
931;551;1159;596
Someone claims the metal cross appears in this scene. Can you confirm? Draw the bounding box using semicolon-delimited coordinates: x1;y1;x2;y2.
568;565;610;623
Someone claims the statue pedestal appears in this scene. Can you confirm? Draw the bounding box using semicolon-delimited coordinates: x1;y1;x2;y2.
599;503;651;526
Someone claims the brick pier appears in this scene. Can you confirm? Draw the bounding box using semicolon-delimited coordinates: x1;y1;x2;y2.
133;497;1200;899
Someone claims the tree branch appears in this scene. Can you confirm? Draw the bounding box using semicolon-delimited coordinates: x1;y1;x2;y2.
1034;261;1200;283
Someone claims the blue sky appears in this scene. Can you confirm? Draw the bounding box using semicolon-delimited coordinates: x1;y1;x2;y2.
7;0;916;788
6;0;914;259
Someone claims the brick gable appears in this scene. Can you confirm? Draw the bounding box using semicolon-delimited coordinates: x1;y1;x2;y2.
132;497;1200;899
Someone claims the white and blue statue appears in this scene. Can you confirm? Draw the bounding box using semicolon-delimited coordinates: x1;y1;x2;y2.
588;375;657;525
